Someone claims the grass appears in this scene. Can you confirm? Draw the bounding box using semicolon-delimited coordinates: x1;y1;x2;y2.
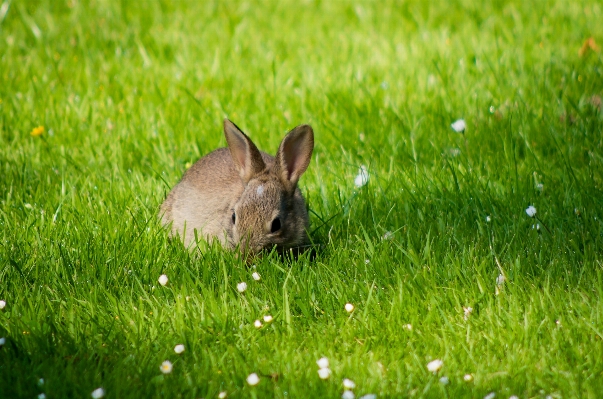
1;0;603;398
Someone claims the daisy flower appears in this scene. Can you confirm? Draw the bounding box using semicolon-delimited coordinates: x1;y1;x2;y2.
342;391;355;399
246;373;260;386
354;165;369;188
317;357;329;369
451;119;466;133
426;359;443;373
317;368;331;379
525;205;537;218
343;378;356;389
160;360;173;374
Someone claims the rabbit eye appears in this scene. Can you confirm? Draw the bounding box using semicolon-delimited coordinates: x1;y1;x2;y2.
232;213;236;224
270;218;281;233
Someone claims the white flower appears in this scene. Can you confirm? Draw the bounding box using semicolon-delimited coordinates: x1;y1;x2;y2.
344;303;355;313
158;274;168;286
0;300;6;309
218;392;227;399
317;367;331;379
252;272;261;281
556;319;561;326
354;165;369;188
0;337;5;346
382;231;393;240
38;394;46;399
451;119;466;133
463;306;473;320
486;216;491;222
317;357;329;369
91;387;105;398
254;320;262;328
525;205;537;218
246;373;260;386
536;183;543;191
160;360;173;374
404;324;413;331
342;391;355;399
439;376;449;385
237;282;247;293
484;392;496;399
509;396;519;399
496;274;505;285
38;378;44;386
463;374;473;382
174;344;185;354
426;359;443;373
343;378;356;389
364;259;370;264
263;315;273;323
359;395;376;399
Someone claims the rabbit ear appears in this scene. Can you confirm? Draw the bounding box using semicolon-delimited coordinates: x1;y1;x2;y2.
275;124;314;192
224;119;266;183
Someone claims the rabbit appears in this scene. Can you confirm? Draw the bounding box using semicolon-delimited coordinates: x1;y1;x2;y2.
160;119;314;256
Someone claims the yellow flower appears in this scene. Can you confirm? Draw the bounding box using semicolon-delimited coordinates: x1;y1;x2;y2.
30;126;45;137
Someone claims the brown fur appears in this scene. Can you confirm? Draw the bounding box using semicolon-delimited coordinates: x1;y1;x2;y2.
160;119;314;255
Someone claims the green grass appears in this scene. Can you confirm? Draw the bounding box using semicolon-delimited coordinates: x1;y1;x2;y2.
1;0;603;398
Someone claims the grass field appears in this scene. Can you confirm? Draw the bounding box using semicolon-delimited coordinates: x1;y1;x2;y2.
1;0;603;398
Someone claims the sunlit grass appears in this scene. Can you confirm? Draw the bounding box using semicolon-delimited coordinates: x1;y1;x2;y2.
1;0;602;398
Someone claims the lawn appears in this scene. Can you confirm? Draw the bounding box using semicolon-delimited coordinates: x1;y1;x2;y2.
1;0;603;398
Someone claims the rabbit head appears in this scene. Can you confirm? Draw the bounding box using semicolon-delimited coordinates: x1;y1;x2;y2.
224;120;314;256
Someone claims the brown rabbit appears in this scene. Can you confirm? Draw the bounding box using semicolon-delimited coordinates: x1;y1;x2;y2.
160;119;314;255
